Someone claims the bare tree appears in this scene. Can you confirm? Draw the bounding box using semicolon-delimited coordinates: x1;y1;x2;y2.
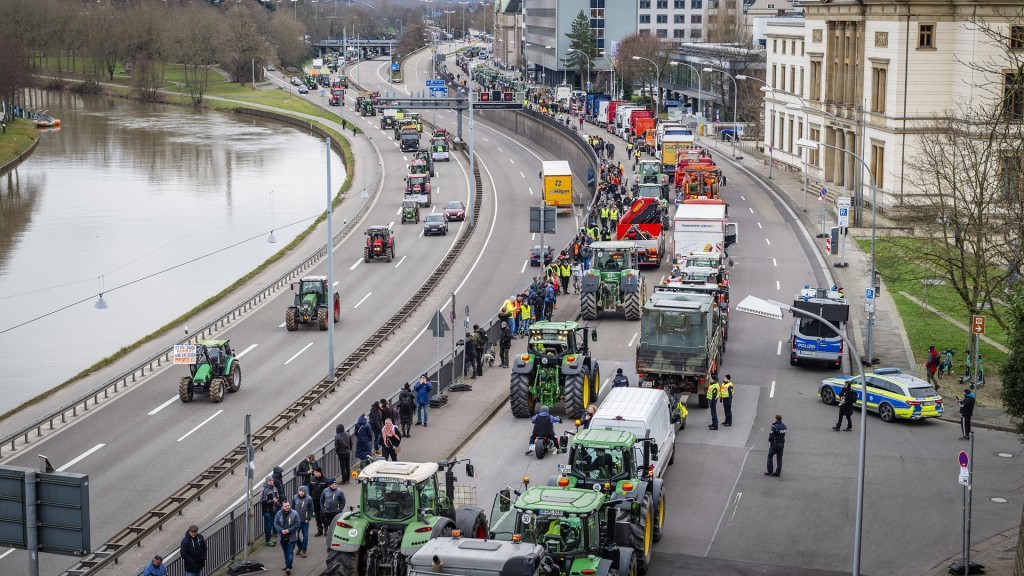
223;5;267;84
82;4;128;82
122;2;169;101
170;2;223;105
0;36;35;119
396;20;427;60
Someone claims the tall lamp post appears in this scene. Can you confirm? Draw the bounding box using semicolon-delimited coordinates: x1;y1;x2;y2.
459;1;468;38
632;55;662;116
736;75;776;179
703;67;739;158
797;137;878;369
568;48;600;91
736;295;868;576
670;61;702;119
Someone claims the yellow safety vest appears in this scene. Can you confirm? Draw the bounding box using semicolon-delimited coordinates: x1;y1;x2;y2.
521;303;531;319
706;381;720;401
600;207;609;218
503;299;515;315
721;380;734;399
610;208;619;221
560;263;571;276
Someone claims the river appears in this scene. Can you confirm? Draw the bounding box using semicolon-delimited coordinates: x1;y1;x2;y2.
0;91;347;414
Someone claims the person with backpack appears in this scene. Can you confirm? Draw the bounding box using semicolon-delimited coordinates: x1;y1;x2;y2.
368;401;384;455
398;384;416;437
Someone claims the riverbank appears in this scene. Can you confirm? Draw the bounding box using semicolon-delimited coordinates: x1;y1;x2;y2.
0;119;40;176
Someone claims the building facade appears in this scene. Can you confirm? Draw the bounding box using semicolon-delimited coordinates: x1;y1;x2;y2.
762;0;1024;212
495;0;524;69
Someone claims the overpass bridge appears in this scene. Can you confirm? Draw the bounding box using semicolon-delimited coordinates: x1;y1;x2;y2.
313;38;397;58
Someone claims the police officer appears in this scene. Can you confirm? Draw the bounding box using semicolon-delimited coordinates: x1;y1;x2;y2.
721;374;734;427
612;368;629;388
706;379;721;430
765;415;787;477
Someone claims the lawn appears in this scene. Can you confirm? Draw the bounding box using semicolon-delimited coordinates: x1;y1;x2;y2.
0;119;39;165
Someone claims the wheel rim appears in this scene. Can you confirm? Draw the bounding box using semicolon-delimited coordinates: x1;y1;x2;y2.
822;389;834;404
881;404;893;421
658;494;665;529
582;373;590;407
644;504;652;556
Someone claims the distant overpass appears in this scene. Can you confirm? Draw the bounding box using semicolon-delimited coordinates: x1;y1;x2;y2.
313;38;397;57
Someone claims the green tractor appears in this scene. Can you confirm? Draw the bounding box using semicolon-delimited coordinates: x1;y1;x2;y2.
509;321;600;419
286;275;341;331
412;149;435;177
325;459;489;576
178;339;241;403
487;484;639;576
580;241;647;321
552;428;666;573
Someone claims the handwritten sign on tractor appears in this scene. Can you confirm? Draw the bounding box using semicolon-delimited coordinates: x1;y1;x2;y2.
173;345;197;364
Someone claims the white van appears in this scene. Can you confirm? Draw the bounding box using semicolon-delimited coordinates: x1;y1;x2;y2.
588;387;678;478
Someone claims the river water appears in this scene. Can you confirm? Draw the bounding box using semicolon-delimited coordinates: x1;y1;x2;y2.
0;92;347;414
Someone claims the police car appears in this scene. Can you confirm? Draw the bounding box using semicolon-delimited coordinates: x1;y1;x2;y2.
818;368;943;422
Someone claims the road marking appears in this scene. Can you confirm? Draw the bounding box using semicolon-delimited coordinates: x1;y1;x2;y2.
777;280;780;290
388;221;395;229
349;258;361;270
278;322;286;328
354;292;372;308
725;492;742;526
627;332;638;347
766;238;772;246
284;343;313;365
236;344;258;358
434;186;441;197
773;258;777;267
176;410;223;442
520;171;525;178
395;207;402;215
56;444;105;472
149;396;178;416
777;341;782;355
482;136;490;142
748;207;754;213
532;233;536;240
529;187;534;195
497;147;504;153
770;380;776;397
521;260;528;274
333;281;339;288
0;549;13;561
757;222;763;229
431;205;437;213
395;255;407;268
741;195;746;201
510;158;515;164
419;229;424;238
403;155;407;161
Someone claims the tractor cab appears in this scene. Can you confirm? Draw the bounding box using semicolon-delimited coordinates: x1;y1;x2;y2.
180;339;241;403
286;275;340;331
592;243;638;273
413;149;436;176
409;159;429;176
363;226;395;262
527;326;576;357
401;199;420;224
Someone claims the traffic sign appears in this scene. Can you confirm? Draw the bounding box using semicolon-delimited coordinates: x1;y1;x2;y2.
972;315;986;334
429;310;449;337
426;79;445;88
825;236;831;253
865;288;875;301
820;186;828;199
429;86;449;97
391;63;400;71
958;451;969;468
838;207;849;227
958;468;970;485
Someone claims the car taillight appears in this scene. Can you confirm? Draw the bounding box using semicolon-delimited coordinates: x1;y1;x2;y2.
698;376;705;384
907;400;921;406
581;570;596;575
936;397;943;403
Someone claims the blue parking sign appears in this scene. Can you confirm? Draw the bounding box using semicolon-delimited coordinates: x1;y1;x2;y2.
865;288;875;300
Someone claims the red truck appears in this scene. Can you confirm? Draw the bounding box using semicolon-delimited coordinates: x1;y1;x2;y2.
631;115;656;144
605;101;627;132
615;196;667;268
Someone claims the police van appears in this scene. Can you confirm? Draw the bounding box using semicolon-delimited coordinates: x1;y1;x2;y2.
790;285;849;370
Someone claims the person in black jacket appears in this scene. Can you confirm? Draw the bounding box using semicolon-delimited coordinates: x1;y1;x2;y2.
499;322;513;368
398;384;416;438
765;415;787;477
272;466;286;500
833;383;857;431
334;425;352;484
958;388;976;440
295;453;317;487
464;332;478;378
179;525;207;576
308;468;331;537
369;402;384;454
260;475;281;545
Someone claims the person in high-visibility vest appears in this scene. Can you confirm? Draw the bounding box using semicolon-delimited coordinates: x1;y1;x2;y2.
706;379;721;430
559;260;572;295
721;375;735;427
519;300;532;337
609;205;619;227
599;204;610;230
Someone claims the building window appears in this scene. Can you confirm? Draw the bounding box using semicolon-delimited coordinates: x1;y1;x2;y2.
1000;153;1024;201
1005;72;1024;120
639;29;651;35
690;28;702;39
870;142;885;188
797;118;804;153
673;29;686;38
810;60;822;100
780;39;786;54
1012;26;1024;50
871;66;887;113
808;127;821;166
791;40;796;54
640;14;651;23
675;0;686;7
691;0;702;7
919;24;935;48
656;14;668;23
801;41;805;56
691;14;702;24
772;65;777;90
787;116;795;153
639;0;650;8
790;66;795;95
590;8;604;17
674;14;685;23
657;29;668;38
657;0;668;8
799;68;805;97
773;39;777;53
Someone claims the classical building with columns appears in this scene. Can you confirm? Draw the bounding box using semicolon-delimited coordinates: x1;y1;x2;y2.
761;0;1023;218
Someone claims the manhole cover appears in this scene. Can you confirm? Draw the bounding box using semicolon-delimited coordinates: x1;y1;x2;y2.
997;453;1013;458
991;497;1009;503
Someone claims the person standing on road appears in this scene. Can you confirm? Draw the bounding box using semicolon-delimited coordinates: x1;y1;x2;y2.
369;401;384;454
274;500;301;575
464;331;479;379
320;478;346;527
261;476;281;546
382;418;402;461
581;404;597;429
292;486;314;558
295;453;317;487
398;383;416;437
721;375;735;426
926;345;940;389
355;415;374;468
706;379;721;430
415;375;432;427
180;525;207;576
309;468;330;536
544;282;557;320
833;382;857;431
334;424;352;482
272;466;286;500
520;299;533;337
612;368;629;388
499;321;513;368
559;258;572;295
765;415;787;477
958;388;976;440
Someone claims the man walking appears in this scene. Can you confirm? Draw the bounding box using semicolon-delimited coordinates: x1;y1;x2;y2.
334;424;352;483
499;321;513;368
721;374;735;427
612;368;629;388
833;382;857;431
179;525;207;576
706;379;721;430
292;486;314;558
958;388;976;440
926;345;940;389
765;415;787;477
274;501;301;575
414;375;432;427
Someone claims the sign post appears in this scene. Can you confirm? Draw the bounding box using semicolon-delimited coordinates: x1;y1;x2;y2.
836;196;851;267
960;438;975;576
818;186;828;238
865;287;875;314
429;309;450;388
971;315;985;387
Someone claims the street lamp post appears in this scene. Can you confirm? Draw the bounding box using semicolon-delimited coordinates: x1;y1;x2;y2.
703;67;739;158
797;137;878;369
568;48;592;91
736;75;776;179
787;100;849;214
632;56;662;116
670;61;701;120
736;295;868;576
460;1;468;38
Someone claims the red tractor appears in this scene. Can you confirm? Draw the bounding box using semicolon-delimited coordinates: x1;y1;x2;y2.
364;226;395;262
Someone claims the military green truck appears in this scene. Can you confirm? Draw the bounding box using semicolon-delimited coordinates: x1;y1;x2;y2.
509;321;600;419
488;485;641;576
580;241;647;321
635;291;725;408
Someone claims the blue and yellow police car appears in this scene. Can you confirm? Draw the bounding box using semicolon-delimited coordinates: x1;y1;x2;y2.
818;368;943;422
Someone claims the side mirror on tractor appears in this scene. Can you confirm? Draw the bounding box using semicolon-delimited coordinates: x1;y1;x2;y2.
591;328;598;341
465;463;475;478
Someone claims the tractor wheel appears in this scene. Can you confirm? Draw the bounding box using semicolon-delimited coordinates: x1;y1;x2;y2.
325;550;358;576
455;507;488;539
653;490;666;542
624;290;642;321
226;364;242;393
580;292;598;320
631;493;654;574
386;247;394;262
209;378;225;403
591;362;601;403
334;295;341;323
621;549;639;576
564;372;586;420
178;377;193;403
285;307;298;331
363;247;370;263
318;307;329;330
510;373;534;418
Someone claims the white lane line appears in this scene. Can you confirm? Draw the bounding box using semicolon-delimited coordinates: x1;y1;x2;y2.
333;281;339;288
235;344;258;359
0;549;13;561
509;158;515;164
349;258;361;270
419;229;424;238
149;396;178;416
741;195;746;201
773;258;777;267
532;233;536;240
777;341;782;355
176;410;223;442
627;332;638;347
395;255;407;268
766;237;771;246
757;222;763;229
725;492;743;526
431;205;437;213
403;155;408;161
777;280;780;290
278;322;286;328
521;260;528;274
748;207;754;213
520;171;525;178
56;444;105;472
396;208;402;215
529;187;534;195
388;221;395;229
434;186;441;197
284;343;313;365
354;292;372;308
497;147;504;153
482;137;490;142
770;380;776;398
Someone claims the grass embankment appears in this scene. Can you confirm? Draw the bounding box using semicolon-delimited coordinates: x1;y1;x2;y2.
860;237;1007;406
0;119;40;168
0;64;361;423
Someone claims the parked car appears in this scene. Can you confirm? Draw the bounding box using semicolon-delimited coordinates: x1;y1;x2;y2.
423;213;449;236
